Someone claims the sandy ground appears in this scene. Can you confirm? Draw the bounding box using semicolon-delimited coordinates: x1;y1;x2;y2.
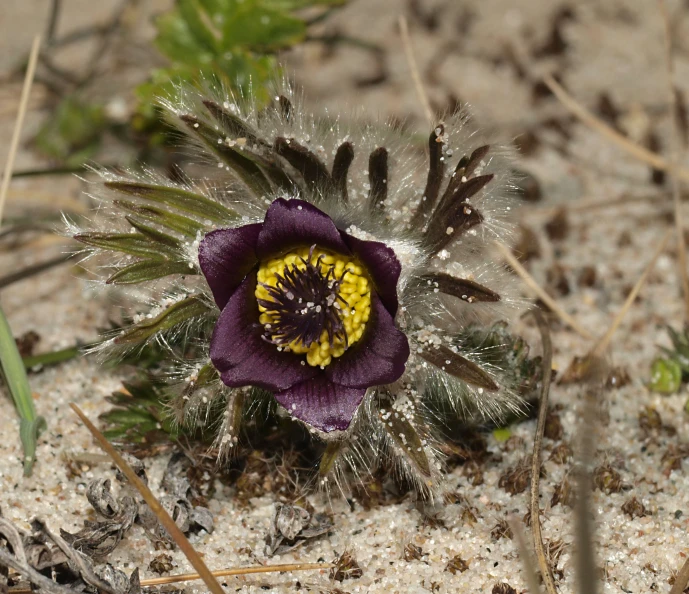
3;0;689;592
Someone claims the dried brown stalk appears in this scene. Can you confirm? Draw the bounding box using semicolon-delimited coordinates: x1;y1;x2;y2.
508;517;542;594
670;557;689;594
532;193;670;217
561;231;670;383
398;15;433;124
69;403;226;594
494;240;593;339
527;309;558;594
139;562;333;587
0;36;41;225
543;75;689;183
590;230;670;358
658;0;689;320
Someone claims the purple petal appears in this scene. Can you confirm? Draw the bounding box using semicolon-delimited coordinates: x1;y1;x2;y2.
210;275;318;390
342;233;400;315
199;224;262;309
274;375;367;432
256;198;349;259
326;294;409;388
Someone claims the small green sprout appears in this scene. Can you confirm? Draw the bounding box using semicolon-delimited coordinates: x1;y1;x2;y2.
649;357;682;394
649;325;689;394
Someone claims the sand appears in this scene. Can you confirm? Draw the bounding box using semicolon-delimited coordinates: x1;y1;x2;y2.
2;0;689;592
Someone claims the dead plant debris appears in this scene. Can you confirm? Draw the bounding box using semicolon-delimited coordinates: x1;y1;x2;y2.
445;555;469;575
592;464;628;494
265;503;332;556
329;551;363;582
549;442;573;464
498;458;534;495
491;519;513;542
492;583;517;594
621;496;650;519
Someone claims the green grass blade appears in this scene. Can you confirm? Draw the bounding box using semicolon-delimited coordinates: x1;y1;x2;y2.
19;417;46;476
0;304;45;476
22;344;83;370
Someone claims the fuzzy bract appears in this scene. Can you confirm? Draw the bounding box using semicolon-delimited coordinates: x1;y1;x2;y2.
71;78;529;500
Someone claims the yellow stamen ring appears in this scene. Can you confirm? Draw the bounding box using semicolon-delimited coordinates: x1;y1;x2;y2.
255;247;371;367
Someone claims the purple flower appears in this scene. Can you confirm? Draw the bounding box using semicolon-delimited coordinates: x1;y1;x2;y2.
198;198;409;433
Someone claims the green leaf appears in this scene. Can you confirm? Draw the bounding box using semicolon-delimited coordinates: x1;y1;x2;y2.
178;0;221;54
107;260;195;284
125;216;183;249
101;377;180;443
19;418;47;476
154;9;211;64
649;357;682;394
34;96;106;166
23;344;82;370
114;297;210;345
0;304;45;476
492;427;512;442
105;181;237;224
75;232;177;259
665;324;689;374
115;200;208;238
220;1;306;51
263;0;346;9
318;441;344;478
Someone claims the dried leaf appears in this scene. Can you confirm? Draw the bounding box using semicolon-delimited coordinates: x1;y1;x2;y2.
330;551;363;581
378;405;432;479
418;272;500;303
265;503;332;556
411;125;445;226
181;113;272;196
274;136;331;190
420;344;499;390
368;147;388;210
60;496;138;558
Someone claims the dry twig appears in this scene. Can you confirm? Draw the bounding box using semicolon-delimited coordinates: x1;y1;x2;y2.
590;230;670;358
0;36;41;226
139;562;333;587
494;241;593;339
658;0;689;320
0;253;73;290
508;517;542;594
532;193;676;217
560;231;670;383
543;75;689;183
69;403;226;594
398;15;433;124
670;557;689;594
527;309;558;594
